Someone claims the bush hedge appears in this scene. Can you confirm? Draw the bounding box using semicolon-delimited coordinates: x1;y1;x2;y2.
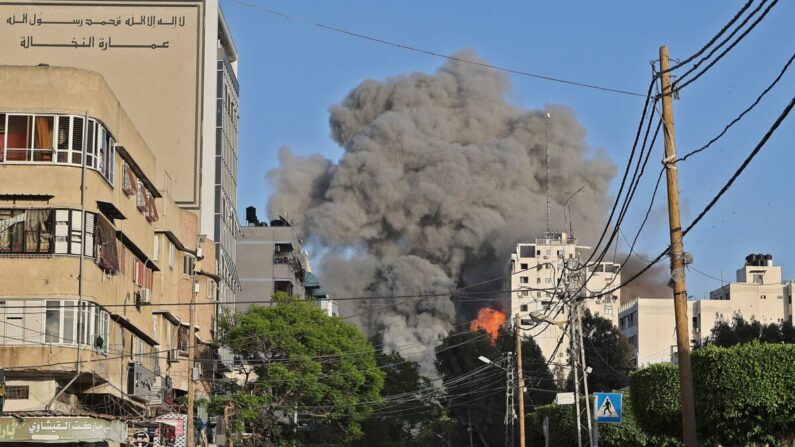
629;342;795;446
524;393;679;447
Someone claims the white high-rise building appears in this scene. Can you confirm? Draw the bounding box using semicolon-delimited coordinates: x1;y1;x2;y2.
508;231;621;376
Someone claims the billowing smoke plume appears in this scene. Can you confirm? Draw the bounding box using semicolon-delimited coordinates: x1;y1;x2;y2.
268;51;621;374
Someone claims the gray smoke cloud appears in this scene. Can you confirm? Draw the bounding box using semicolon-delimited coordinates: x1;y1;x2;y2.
267;51;620;375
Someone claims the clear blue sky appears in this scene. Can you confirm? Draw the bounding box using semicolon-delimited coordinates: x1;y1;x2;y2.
222;0;794;298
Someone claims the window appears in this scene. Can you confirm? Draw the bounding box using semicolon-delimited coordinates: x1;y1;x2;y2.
520;263;528;270
0;300;43;344
168;242;175;270
0;209;52;254
520;277;528;284
557;250;564;258
519;245;535;258
53;209;96;256
604;304;613;316
520;304;528;312
753;273;764;284
122;162;135;196
153;235;160;262
136;180;146;210
76;302;109;354
761;295;767;300
207;278;216;299
183;254;195;276
177;325;189;354
536;277;541;284
5;385;29;400
545;278;551;283
519;290;529;297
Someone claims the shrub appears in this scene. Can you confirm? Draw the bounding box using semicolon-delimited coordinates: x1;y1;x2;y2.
629;363;681;438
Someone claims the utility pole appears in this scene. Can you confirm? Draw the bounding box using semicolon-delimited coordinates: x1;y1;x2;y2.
503;352;515;447
187;260;197;447
569;299;583;447
658;45;698;447
576;301;594;446
514;314;526;447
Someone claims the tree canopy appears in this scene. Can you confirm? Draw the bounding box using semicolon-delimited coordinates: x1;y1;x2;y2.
214;293;384;445
707;314;795;347
435;327;557;446
579;309;635;392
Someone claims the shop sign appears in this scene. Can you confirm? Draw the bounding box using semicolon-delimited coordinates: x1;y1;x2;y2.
0;417;126;443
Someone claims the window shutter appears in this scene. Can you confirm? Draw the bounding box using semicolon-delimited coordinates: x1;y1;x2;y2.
24;300;42;344
54;209;69;254
4;300;24;344
69;210;82;254
83;212;95;257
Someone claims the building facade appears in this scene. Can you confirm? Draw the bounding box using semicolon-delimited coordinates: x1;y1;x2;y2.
0;0;242;364
0;66;218;445
236;208;339;317
508;231;621;375
619;253;794;367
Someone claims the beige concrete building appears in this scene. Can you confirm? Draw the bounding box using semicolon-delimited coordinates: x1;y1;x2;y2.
508;231;621;376
619;254;794;367
0;0;244;364
237;208;339;317
0;66;219;445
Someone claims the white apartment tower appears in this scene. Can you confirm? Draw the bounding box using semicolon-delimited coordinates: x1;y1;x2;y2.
202;10;243;318
508;232;621;374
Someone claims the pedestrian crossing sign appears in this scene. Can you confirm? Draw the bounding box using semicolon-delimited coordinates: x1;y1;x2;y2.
594;393;622;423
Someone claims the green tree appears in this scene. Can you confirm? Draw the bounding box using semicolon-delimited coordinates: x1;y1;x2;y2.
435;327;557;447
581;309;635;392
351;351;444;447
567;310;635;393
213;293;385;446
708;314;795;347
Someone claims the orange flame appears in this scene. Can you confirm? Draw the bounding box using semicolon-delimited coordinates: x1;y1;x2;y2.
470;307;507;344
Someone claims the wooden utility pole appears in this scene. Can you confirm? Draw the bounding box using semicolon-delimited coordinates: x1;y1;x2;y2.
658;45;698;447
187;269;197;447
514;314;526;447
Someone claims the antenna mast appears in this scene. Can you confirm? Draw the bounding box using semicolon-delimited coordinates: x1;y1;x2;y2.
545;112;551;233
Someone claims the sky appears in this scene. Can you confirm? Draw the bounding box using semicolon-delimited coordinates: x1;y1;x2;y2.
222;0;795;299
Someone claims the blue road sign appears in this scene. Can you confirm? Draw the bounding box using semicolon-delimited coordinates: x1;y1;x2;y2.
594;393;622;423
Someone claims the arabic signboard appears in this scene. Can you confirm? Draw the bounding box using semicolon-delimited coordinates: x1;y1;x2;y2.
0;417;127;443
0;0;205;207
129;362;157;402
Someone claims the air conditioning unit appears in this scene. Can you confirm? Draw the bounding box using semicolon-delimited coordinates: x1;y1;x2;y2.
167;348;180;364
192;363;203;380
196;247;204;260
193;282;200;294
138;288;152;304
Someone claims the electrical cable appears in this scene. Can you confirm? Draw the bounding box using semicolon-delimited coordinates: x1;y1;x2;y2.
225;0;646;97
671;0;780;95
677;51;794;163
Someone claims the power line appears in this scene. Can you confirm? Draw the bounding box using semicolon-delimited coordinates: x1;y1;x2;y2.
678;51;794;163
592;94;795;299
671;0;780;95
663;0;756;73
225;0;646;97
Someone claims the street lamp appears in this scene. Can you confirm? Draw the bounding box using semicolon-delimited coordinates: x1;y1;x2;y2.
478;356;492;365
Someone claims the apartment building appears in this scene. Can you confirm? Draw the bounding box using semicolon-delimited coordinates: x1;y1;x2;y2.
236;208;339;317
0;0;243;361
619;253;794;367
508;231;621;374
0;66;220;445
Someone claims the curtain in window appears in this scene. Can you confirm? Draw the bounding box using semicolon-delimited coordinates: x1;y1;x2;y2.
24;209;52;253
0;210;24;252
34;116;52;148
95;216;119;272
